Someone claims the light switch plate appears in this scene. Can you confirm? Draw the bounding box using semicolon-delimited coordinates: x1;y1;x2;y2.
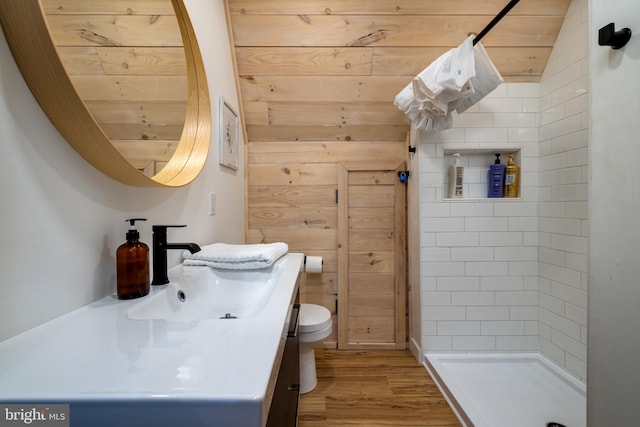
209;193;216;216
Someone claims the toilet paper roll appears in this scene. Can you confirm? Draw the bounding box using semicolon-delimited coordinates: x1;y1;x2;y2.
305;256;323;273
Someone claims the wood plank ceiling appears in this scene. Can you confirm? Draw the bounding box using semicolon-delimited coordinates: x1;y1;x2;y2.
226;0;571;143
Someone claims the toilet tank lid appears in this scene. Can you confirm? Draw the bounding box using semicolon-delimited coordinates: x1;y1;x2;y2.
299;304;332;333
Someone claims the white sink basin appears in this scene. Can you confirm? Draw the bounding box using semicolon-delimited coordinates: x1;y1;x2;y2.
0;253;304;427
127;264;283;320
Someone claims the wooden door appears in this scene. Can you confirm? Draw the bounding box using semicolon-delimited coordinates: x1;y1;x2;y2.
338;162;407;350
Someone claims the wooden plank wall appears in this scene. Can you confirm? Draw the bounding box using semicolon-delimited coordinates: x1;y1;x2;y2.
227;0;570;143
232;0;569;347
247;141;406;346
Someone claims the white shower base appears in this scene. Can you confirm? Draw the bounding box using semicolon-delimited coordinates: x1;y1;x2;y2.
424;353;586;427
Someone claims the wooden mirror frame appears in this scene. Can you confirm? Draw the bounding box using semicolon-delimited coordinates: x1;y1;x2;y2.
0;0;211;187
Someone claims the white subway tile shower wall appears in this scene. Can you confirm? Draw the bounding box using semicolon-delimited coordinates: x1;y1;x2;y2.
420;81;540;354
418;0;588;383
538;0;588;382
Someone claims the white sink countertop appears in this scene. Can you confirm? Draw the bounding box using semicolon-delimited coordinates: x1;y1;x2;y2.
0;253;303;427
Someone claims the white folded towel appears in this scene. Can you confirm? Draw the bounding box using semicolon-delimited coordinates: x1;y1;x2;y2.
182;242;288;269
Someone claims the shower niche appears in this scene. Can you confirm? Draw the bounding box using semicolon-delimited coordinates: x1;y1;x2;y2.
443;147;522;200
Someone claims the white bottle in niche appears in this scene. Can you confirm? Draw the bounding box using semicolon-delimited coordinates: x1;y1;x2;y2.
448;153;464;198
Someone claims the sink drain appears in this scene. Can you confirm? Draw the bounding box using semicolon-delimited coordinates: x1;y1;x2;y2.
177;290;186;302
547;423;567;427
219;313;237;319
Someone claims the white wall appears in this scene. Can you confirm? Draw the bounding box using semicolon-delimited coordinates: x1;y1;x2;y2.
0;0;245;341
419;83;540;353
538;0;589;381
588;0;640;424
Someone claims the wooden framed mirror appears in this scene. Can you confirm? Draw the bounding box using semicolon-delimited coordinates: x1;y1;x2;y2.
0;0;211;187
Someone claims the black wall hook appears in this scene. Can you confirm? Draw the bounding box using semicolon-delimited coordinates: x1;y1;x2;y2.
598;23;632;50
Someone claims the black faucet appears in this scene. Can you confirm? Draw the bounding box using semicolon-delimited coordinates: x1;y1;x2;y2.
151;225;201;286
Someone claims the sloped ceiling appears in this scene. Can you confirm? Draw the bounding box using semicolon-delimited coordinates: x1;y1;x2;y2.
226;0;571;143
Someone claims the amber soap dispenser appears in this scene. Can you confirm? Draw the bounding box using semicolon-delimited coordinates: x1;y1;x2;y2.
117;218;150;300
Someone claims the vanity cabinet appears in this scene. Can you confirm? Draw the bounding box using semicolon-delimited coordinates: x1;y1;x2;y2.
266;290;300;427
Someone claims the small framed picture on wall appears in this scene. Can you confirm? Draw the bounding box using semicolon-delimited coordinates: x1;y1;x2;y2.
219;96;239;170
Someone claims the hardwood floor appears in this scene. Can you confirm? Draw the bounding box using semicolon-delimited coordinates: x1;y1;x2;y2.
298;349;461;427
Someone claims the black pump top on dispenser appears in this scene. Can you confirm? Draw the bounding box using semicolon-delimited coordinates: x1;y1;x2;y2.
125;218;146;241
494;153;502;164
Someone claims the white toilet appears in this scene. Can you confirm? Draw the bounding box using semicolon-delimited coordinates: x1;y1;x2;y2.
298;303;332;394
